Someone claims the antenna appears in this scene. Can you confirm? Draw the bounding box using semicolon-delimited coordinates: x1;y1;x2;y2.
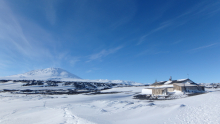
187;74;189;79
169;76;172;81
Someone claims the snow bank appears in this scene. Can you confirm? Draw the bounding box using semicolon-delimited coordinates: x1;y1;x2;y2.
0;87;220;124
141;89;152;94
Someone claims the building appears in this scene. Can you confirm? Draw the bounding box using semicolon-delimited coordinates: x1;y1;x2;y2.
142;77;205;95
173;83;205;92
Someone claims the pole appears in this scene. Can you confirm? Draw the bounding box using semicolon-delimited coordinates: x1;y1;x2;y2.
184;81;186;94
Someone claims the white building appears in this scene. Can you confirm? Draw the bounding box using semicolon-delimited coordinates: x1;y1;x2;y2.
142;77;205;95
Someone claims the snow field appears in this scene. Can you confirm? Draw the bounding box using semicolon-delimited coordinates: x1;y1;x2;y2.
0;87;220;124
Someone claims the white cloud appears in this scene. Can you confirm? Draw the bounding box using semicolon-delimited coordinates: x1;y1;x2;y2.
86;70;92;73
0;1;48;58
69;58;80;67
137;48;169;56
172;40;182;45
0;1;32;56
0;62;7;69
137;1;220;46
87;46;123;62
137;22;172;45
189;43;218;52
0;0;78;70
44;0;58;25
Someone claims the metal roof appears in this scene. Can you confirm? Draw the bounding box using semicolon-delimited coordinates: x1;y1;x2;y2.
151;79;196;86
173;83;198;87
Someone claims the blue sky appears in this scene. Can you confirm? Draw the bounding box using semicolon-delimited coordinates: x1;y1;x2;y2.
0;0;220;83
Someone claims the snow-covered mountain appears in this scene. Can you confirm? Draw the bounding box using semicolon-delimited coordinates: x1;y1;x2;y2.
93;79;143;86
1;68;143;85
4;68;81;80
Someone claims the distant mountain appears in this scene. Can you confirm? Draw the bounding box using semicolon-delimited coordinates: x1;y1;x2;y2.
1;68;143;86
4;68;81;80
93;79;143;86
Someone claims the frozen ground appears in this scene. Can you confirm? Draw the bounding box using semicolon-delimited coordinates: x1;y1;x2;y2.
0;87;220;124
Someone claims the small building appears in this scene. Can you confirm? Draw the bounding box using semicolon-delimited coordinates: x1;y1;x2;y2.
142;77;205;95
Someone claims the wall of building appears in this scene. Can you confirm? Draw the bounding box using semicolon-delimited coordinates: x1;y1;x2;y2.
167;88;174;92
152;89;167;95
185;86;197;91
173;84;183;91
173;84;205;92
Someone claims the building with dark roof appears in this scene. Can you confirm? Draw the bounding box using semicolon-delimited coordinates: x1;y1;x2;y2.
151;78;197;86
142;77;205;95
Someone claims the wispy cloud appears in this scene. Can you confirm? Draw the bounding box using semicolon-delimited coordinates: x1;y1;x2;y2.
172;40;182;45
188;43;218;52
174;1;220;22
194;1;220;17
0;0;78;71
87;46;123;62
0;1;32;57
137;49;169;56
85;67;100;73
137;22;172;45
86;70;92;73
0;0;50;59
0;62;7;69
69;58;80;67
137;1;220;46
43;0;58;25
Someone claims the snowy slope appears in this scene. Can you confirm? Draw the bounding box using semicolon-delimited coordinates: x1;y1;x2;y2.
3;68;81;80
0;87;219;124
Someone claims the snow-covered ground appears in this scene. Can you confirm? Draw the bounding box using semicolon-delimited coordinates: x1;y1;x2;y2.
0;87;220;124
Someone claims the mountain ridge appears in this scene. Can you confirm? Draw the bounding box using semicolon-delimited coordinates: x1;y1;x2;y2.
0;68;143;85
4;68;81;80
